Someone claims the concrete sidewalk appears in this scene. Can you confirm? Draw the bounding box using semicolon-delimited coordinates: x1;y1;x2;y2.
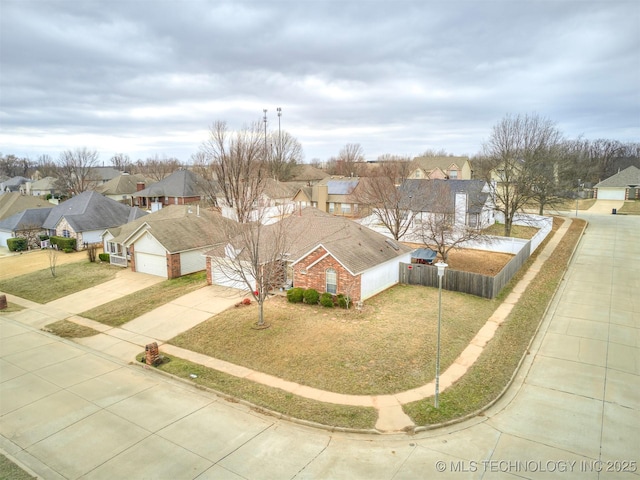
1;211;637;479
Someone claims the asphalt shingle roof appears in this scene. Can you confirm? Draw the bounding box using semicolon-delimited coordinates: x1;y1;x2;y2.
135;169;209;198
95;174;151;195
594;166;640;188
214;208;412;275
0;192;50;220
0;207;53;232
110;205;236;253
398;179;490;214
42;191;141;232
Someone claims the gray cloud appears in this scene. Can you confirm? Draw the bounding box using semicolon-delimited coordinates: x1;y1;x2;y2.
1;0;638;162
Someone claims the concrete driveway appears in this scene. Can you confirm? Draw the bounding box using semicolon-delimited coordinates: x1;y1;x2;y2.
1;211;638;479
587;199;624;214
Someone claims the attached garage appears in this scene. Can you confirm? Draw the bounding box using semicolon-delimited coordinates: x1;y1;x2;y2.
133;232;168;278
0;230;14;248
596;188;626;200
135;251;167;278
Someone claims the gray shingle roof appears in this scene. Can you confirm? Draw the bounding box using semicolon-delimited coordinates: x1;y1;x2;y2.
0;192;50;220
214;208;412;275
42;191;140;232
95;174;151;195
0;207;53;232
594;166;640;188
398;179;490;214
111;205;236;253
135;170;208;198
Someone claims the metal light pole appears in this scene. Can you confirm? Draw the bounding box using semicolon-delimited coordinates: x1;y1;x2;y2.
575;178;581;217
434;261;447;408
263;109;268;162
277;107;282;165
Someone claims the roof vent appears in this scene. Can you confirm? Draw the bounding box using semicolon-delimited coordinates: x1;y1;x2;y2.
385;239;399;251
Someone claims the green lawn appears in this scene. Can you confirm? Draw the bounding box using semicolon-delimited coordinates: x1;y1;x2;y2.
0;262;118;303
81;272;207;326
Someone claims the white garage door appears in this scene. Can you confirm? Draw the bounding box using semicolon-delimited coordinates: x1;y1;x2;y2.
211;268;252;291
0;231;14;248
135;252;167;278
597;188;626;200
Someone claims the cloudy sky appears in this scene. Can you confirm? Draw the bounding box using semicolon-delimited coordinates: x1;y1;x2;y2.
1;0;638;164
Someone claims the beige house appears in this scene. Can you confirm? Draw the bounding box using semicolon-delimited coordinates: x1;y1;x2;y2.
292;176;362;217
408;156;472;180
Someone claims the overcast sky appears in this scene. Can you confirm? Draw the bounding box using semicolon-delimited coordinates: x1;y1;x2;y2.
1;0;638;164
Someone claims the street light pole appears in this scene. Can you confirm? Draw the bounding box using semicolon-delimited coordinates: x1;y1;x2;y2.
277;107;282;166
576;178;581;217
434;261;447;409
263;109;268;163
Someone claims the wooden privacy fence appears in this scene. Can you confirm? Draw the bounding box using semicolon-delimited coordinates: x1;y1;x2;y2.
399;241;532;299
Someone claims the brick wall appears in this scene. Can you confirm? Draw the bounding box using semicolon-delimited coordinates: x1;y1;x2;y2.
167;252;181;279
206;257;213;285
293;247;362;301
129;244;136;272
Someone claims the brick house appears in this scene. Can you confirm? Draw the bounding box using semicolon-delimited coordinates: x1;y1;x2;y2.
135;169;210;211
206;207;413;302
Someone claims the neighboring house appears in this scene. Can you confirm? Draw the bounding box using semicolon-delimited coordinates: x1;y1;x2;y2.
399;179;495;229
43;191;147;247
0;192;50;220
593;166;640;200
207;207;413;302
1;176;31;193
29;177;59;197
95;173;152;205
0;207;53;248
288;164;330;185
292;176;363;217
103;205;236;278
408;156;473;180
89;166;122;185
135;169;209;210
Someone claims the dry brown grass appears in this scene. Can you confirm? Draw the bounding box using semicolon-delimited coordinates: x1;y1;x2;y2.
169;285;498;395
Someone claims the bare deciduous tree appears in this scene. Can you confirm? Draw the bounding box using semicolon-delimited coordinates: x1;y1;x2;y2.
134;155;182;181
267;130;304;181
56;148;100;196
483;113;562;236
208;206;290;327
110;153;133;173
47;246;59;277
407;180;491;262
334;143;365;177
353;160;414;240
200;120;267;224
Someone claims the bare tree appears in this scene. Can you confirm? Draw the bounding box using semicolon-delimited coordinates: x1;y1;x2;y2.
483;113;562;236
334;143;365;177
110;153;133;173
56;148;100;196
200;120;267;224
0;154;32;177
47;246;59;277
36;154;59;179
353;160;414;240
267;130;304;181
209;207;290;327
134;155;182;181
190;151;220;208
408;180;492;262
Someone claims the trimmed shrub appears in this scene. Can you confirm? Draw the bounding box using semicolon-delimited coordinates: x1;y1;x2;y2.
303;288;320;305
63;247;74;254
320;292;334;308
337;294;351;309
39;234;50;241
286;287;304;304
7;238;28;252
98;253;110;262
50;236;76;251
